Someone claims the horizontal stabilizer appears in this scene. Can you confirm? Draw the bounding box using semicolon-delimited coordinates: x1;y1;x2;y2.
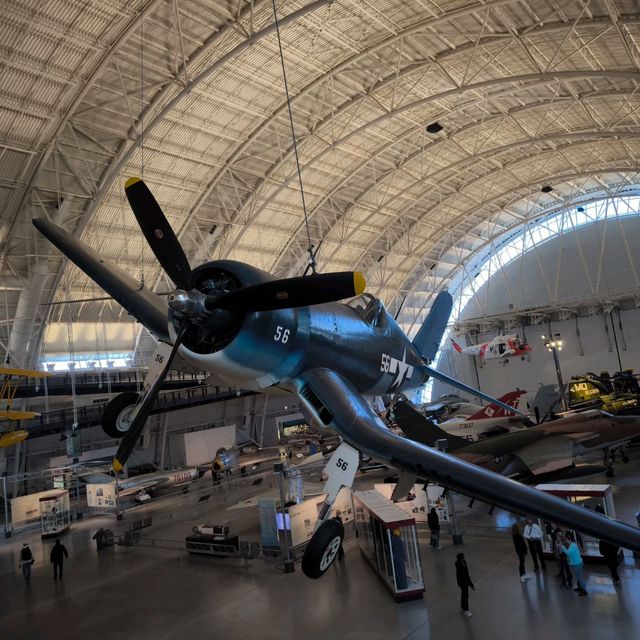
412;291;453;362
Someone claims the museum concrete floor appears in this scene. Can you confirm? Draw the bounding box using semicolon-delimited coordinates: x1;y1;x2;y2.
2;457;640;640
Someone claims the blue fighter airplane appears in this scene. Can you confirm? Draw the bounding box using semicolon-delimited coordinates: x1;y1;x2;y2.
34;177;640;579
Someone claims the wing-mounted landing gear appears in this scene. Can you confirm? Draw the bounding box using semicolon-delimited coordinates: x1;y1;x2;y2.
301;442;359;579
102;392;140;438
101;343;173;440
604;447;616;477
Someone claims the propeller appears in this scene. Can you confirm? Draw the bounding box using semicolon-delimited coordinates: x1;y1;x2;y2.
112;329;186;472
112;177;366;471
125;177;193;290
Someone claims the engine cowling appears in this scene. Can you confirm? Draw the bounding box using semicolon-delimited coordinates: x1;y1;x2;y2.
212;447;238;471
169;260;273;355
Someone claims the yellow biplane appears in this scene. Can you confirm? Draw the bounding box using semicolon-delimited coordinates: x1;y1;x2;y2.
0;366;52;449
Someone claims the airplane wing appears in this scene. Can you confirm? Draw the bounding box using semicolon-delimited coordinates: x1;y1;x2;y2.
292;368;640;552
514;436;576;475
117;478;167;496
32;218;170;343
0;366;52;378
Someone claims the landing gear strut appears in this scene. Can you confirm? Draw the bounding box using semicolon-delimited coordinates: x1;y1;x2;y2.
301;442;359;579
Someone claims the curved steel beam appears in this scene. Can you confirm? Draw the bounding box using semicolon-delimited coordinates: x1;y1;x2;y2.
317;130;640;271
220;69;640;260
0;0;166;269
396;189;639;336
386;165;640;324
187;15;631;268
282;85;640;274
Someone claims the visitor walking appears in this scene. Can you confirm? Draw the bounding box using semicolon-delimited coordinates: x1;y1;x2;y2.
428;507;441;549
512;523;530;583
523;518;546;571
599;538;621;585
19;543;34;583
50;539;68;580
455;552;475;617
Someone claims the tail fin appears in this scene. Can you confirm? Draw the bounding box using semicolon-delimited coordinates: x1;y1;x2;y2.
450;338;463;353
466;389;526;420
412;291;453;362
393;401;468;451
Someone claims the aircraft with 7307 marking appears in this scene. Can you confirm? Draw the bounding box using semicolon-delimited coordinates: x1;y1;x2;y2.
33;177;640;579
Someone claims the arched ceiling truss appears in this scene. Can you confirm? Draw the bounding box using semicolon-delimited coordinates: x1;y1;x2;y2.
1;0;640;365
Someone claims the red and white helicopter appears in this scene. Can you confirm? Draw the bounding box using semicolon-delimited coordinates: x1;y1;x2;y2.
451;333;531;364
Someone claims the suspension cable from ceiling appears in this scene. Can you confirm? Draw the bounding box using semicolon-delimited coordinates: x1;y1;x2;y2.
271;0;316;275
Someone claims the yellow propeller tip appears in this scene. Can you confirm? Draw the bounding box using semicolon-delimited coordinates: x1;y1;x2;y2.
112;458;123;473
353;272;366;295
125;176;142;189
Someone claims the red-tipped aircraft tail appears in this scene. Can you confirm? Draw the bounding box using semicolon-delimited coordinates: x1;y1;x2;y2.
466;389;527;420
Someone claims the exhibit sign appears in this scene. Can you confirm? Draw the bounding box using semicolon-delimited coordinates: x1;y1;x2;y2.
86;482;117;509
288;487;353;547
258;498;280;548
182;425;236;466
11;489;66;527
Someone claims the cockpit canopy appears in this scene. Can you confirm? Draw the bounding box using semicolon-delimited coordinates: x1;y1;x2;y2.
347;293;388;332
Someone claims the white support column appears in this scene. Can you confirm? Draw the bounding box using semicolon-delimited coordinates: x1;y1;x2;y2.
7;261;49;368
8;198;72;368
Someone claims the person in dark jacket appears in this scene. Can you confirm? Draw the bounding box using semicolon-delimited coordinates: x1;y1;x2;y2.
599;539;621;585
427;507;441;549
50;539;68;580
455;552;475;617
512;523;530;583
19;543;34;583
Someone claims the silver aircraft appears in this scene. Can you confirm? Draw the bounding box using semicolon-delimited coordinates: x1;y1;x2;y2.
34;177;640;579
85;466;207;499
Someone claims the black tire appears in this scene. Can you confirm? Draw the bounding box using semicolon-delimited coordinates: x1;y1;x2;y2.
301;519;344;579
102;392;140;438
605;466;615;478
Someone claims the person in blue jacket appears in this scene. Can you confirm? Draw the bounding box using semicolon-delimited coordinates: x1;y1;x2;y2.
561;531;587;596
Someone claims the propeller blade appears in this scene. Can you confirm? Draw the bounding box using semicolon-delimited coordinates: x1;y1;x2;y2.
423;365;528;417
207;272;366;313
124;177;192;290
112;330;185;472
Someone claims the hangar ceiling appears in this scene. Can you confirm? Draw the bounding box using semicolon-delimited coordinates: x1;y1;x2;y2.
1;0;640;367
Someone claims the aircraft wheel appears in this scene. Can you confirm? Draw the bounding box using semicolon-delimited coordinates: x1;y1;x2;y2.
102;392;140;438
301;519;344;579
622;455;630;464
605;466;615;478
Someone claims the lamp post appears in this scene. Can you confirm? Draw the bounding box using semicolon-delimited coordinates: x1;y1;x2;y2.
542;333;568;411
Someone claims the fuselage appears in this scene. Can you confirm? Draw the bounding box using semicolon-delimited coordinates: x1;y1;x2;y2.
457;410;640;463
439;416;525;441
117;467;202;496
174;293;427;398
459;334;531;361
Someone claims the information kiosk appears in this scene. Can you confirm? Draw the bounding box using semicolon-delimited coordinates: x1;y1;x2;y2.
40;490;71;538
353;489;424;601
536;484;621;563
